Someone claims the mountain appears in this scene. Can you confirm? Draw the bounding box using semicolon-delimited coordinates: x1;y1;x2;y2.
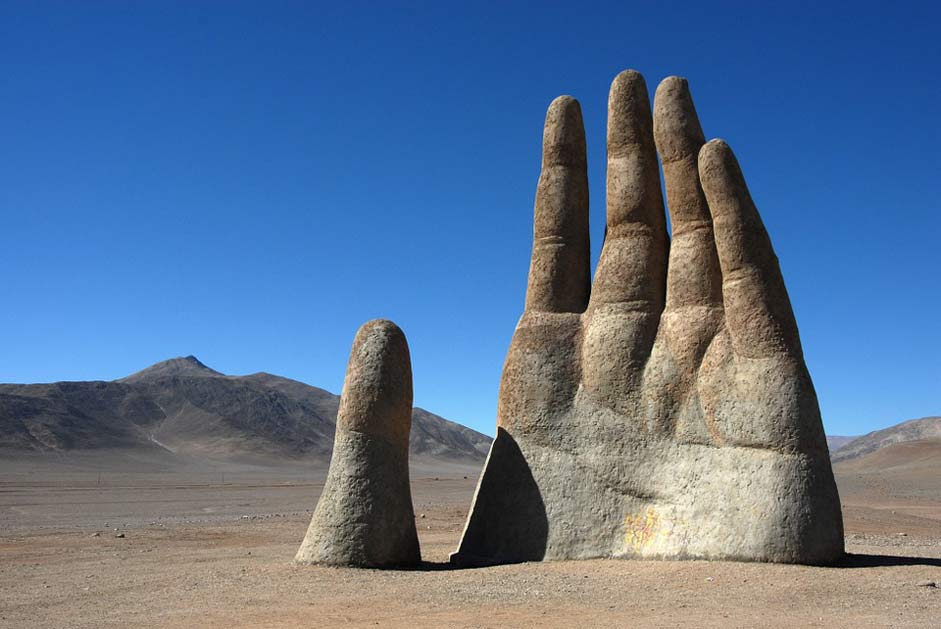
119;355;222;382
0;357;492;464
832;416;941;463
826;435;857;453
833;438;941;503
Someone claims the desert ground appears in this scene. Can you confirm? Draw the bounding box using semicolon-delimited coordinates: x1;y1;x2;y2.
1;448;939;628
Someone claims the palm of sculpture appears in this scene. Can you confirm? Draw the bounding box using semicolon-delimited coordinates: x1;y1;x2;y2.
452;71;843;565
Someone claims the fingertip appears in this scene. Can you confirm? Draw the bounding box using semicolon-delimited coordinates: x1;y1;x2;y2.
699;139;760;255
350;318;411;381
356;318;407;347
610;68;644;93
608;69;649;108
350;319;411;383
607;69;652;151
341;318;412;439
543;95;586;168
653;76;705;162
548;94;580;115
657;75;688;91
698;138;735;183
700;137;732;158
654;76;691;108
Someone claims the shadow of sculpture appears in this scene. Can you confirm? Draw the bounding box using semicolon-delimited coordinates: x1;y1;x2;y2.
411;550;941;573
835;554;941;568
449;428;548;567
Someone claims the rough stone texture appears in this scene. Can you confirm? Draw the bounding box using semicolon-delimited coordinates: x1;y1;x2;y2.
453;70;844;566
296;319;420;567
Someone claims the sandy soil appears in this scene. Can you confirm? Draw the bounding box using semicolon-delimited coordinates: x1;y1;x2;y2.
1;458;939;627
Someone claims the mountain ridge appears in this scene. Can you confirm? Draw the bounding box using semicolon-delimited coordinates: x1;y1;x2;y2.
0;356;492;464
832;416;941;462
119;355;223;382
826;435;857;453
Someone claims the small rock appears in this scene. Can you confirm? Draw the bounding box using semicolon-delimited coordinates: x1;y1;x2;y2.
898;532;908;537
420;514;426;519
90;532;100;538
705;577;715;582
916;580;937;588
115;533;125;538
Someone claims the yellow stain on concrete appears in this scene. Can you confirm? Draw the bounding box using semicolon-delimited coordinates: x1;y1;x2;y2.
624;508;661;550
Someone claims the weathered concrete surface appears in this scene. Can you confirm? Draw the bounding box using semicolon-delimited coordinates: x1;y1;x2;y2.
296;319;420;567
453;71;844;566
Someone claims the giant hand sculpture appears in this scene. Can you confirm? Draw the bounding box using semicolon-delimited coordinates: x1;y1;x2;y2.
452;71;843;566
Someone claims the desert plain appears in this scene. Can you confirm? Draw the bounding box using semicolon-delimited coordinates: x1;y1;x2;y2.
1;441;940;628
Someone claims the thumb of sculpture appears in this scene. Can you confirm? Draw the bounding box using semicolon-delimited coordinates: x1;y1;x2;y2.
295;319;421;567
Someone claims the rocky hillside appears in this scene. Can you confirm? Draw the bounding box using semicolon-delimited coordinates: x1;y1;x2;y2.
826;435;857;453
831;416;941;462
0;356;492;463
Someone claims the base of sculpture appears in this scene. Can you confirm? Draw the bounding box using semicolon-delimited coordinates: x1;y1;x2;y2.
453;423;843;566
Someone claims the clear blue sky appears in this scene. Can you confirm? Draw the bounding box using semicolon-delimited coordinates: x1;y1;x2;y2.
2;1;938;437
